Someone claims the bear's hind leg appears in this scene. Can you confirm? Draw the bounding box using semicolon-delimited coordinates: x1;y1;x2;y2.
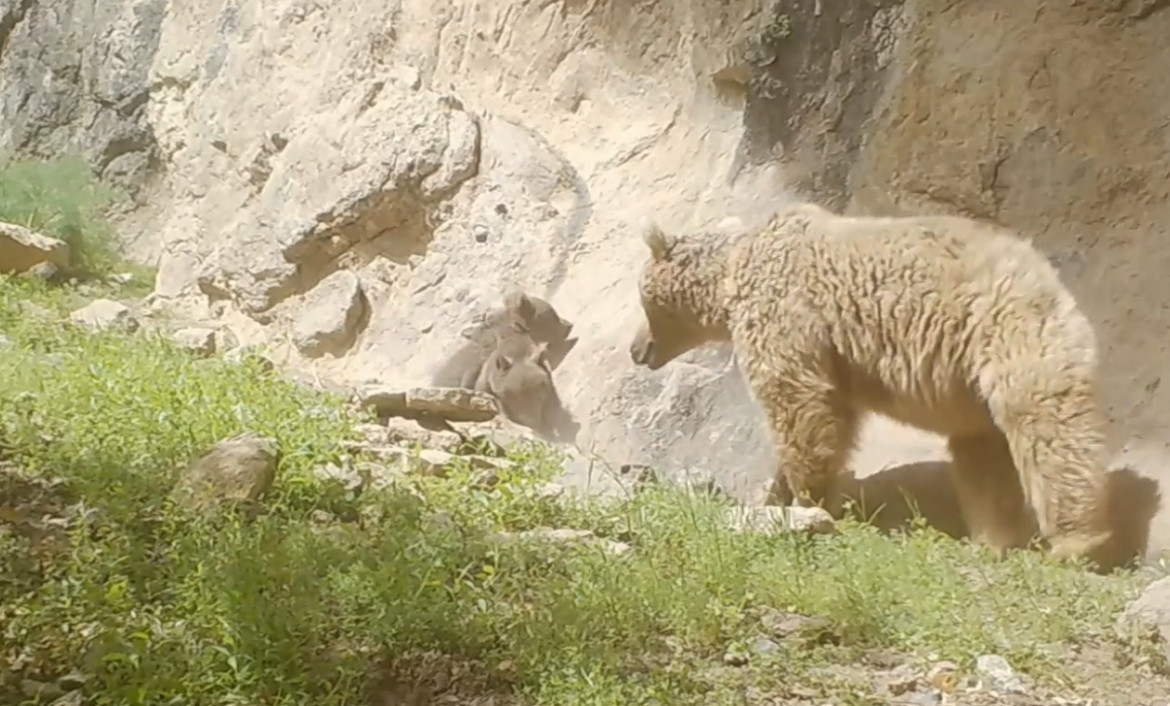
760;378;858;518
984;371;1113;569
946;432;1038;555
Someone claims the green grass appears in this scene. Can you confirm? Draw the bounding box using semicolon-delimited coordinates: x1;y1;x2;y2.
0;155;149;282
0;275;1165;706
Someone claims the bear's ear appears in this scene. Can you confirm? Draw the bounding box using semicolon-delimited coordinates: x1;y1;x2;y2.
495;351;515;373
503;289;536;320
640;217;674;262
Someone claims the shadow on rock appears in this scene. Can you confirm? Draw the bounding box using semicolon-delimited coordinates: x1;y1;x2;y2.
836;462;1161;569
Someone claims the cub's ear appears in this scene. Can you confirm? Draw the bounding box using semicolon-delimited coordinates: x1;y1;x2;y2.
503;289;536;320
640;216;673;262
495;352;515;373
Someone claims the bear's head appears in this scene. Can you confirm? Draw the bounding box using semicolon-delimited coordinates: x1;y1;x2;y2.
503;290;574;343
502;290;579;369
629;218;730;370
486;332;580;442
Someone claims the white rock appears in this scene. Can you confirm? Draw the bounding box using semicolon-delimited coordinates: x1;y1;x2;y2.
171;327;217;356
1118;575;1170;663
974;654;1027;694
723;505;837;535
69;299;139;333
292;270;368;358
0;221;70;275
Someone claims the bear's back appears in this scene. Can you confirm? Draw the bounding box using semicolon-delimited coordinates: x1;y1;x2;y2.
727;205;1093;434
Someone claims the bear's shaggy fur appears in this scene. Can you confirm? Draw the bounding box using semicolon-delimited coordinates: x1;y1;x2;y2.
628;202;1115;569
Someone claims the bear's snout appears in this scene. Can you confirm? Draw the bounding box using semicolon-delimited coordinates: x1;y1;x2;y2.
630;336;656;368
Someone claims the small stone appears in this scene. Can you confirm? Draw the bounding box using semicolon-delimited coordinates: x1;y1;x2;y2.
353;422;389;444
223;345;276;372
170;433;279;512
390;64;422;90
411;448;457;476
20;261;61;282
906;690;942;706
722;644;750;666
19;300;53;321
535;482;566;499
314;460;366;492
723;505;837;535
292;270;368;358
600;539;633;557
751;637;782;657
974;654;1026;694
69;299;139;333
759;610;835;644
1118;575;1170;664
360;388;408;416
881;665;919;695
620;463;658;484
424;511;458;533
172;327;218;356
360;386;499;424
493;527;631;557
57;670;88;691
0;221;70;275
20;678;65;701
406;386;498;422
108;272;134;284
531;528;595;542
926;661;959;693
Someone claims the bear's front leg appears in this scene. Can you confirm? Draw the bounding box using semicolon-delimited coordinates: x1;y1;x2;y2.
754;370;858;518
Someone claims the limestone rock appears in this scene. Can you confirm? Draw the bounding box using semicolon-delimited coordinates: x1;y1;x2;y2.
974;654;1027;694
0;222;70;275
172;327;217;356
20;261;63;283
406;387;499;422
314;459;367;493
69;299;139;333
758;610;834;643
292;270;367;358
361;386;498;424
722;505;837;536
171;433;279;512
926;661;960;693
192;82;481;314
1118;575;1170;662
223;345;276;372
493;527;632;557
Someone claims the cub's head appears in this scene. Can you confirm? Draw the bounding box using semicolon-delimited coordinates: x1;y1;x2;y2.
503;290;574;343
629;218;728;371
486;334;577;441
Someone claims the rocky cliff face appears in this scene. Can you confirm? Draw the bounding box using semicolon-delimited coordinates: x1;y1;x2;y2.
5;0;1170;550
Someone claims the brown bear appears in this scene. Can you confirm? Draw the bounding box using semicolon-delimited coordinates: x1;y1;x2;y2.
431;290;577;389
473;330;580;443
627;202;1115;570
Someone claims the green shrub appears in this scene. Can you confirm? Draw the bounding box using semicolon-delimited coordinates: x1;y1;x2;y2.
0;155;122;277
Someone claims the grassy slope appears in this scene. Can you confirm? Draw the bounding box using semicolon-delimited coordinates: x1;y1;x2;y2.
0;158;1167;706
